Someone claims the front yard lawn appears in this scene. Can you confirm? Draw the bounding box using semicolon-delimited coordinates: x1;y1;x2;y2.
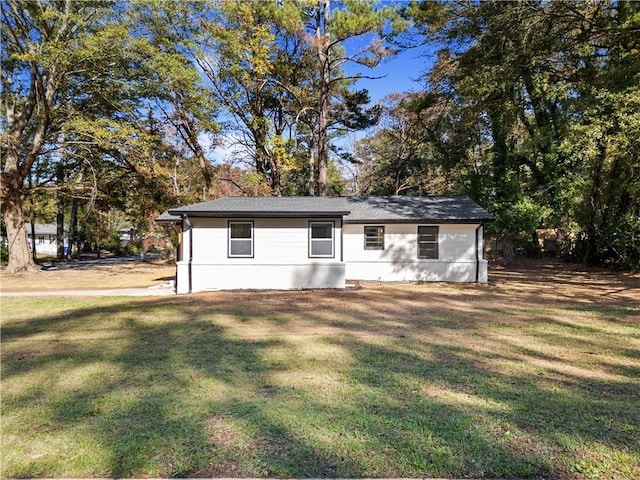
1;263;639;478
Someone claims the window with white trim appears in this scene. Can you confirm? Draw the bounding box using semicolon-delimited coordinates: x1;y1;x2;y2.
309;221;334;257
418;226;438;259
364;226;384;250
228;221;253;257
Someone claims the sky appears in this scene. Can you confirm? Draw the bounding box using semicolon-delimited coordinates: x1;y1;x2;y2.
348;44;433;103
209;31;437;163
334;40;436;153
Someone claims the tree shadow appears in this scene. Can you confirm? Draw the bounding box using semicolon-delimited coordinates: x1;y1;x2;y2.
1;300;357;477
2;269;639;477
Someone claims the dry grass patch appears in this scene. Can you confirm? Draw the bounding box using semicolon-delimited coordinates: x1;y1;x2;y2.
0;259;175;291
1;261;639;478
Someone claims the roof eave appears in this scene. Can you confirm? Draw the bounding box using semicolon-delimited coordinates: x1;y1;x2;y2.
167;210;351;218
344;218;495;224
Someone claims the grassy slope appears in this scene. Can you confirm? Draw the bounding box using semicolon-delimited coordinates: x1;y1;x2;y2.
1;264;639;478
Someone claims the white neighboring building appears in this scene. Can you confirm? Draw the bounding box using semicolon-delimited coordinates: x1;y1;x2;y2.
157;196;494;294
24;223;67;256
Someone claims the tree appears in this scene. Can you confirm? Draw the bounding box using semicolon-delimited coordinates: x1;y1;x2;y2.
352;93;449;195
130;0;222;200
194;0;311;196
1;1;112;272
1;1;207;271
408;0;640;267
561;1;640;267
304;0;407;195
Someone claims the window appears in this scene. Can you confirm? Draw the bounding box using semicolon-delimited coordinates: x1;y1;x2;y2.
364;226;384;250
309;221;334;257
418;226;438;259
228;221;253;257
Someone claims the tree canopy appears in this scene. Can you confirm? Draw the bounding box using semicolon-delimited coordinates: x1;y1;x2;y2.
2;0;638;271
353;0;639;268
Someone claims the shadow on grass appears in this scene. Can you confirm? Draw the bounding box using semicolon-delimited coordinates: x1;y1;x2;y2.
1;301;348;477
1;270;639;478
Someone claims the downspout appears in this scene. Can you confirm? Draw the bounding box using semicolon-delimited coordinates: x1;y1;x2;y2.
339;216;344;262
184;215;193;294
475;224;482;283
172;222;182;293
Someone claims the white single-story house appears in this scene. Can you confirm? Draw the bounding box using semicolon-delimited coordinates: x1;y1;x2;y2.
24;223;67;256
156;196;494;294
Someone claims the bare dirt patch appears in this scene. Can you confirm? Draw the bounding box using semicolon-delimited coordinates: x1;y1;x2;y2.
0;259;175;292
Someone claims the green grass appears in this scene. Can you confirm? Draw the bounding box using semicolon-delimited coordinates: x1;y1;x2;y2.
1;274;639;478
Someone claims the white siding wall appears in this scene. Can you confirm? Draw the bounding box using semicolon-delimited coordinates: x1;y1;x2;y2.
344;223;488;283
178;217;345;292
29;236;59;255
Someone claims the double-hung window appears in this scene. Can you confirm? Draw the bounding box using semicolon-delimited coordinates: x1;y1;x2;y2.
418;226;438;259
228;221;253;257
364;226;384;250
309;221;334;258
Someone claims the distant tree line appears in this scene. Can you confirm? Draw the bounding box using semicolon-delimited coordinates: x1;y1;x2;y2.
2;0;638;272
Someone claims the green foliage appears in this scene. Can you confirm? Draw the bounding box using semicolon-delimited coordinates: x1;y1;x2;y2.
328;161;346;195
102;230;125;255
124;240;143;256
1;0;211;268
491;197;551;238
598;214;640;270
4;0;637;270
0;243;8;263
390;0;640;269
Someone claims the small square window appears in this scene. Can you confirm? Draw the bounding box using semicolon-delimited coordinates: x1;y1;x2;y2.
309;221;334;258
229;221;253;257
364;226;384;250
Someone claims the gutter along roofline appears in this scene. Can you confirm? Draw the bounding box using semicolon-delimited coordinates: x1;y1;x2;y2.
343;218;494;224
167;210;351;218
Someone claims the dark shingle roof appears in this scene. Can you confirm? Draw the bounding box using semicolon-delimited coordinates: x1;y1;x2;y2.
168;196;350;217
161;195;494;223
344;196;494;223
23;223;65;235
155;211;181;223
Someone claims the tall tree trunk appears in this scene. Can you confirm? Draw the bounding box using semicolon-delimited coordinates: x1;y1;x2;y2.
195;152;214;200
2;62;56;272
308;140;316;196
318;96;329;196
1;173;38;273
270;161;282;196
30;216;36;262
67;197;78;259
254;118;275;193
316;0;331;197
583;139;607;266
56;161;65;259
28;172;37;261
